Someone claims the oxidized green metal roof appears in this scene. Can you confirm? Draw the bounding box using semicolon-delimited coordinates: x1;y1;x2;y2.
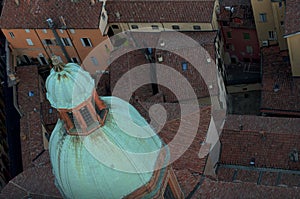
49;96;167;199
45;63;94;109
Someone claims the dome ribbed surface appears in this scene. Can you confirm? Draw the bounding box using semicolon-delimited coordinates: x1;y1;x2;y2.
49;97;167;199
46;63;94;109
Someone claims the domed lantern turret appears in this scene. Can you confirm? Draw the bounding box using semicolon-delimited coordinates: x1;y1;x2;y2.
46;56;183;199
46;56;108;135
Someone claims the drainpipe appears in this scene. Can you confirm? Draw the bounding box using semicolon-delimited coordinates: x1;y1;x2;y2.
46;18;71;62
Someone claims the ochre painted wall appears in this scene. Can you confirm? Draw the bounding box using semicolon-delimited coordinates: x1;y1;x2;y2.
287;35;300;77
2;28;109;66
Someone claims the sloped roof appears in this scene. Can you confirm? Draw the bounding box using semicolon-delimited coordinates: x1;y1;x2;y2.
105;0;216;23
284;0;300;36
0;0;103;29
135;101;211;196
220;114;300;170
0;154;62;199
223;115;300;134
261;46;300;115
191;178;300;198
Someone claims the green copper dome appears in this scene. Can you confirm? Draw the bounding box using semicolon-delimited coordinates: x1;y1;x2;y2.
46;63;94;109
50;97;167;199
47;62;168;198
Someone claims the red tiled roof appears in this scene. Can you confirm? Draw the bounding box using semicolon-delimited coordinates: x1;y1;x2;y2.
217;166;300;187
223;115;300;134
0;0;103;29
0;153;62;198
17;65;45;170
132;100;211;196
220;115;300;170
261;46;300;115
191;178;300;198
174;169;202;196
221;0;251;6
105;0;216;23
284;0;300;36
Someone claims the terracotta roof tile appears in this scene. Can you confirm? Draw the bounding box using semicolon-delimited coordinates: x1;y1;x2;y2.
221;115;300;170
0;0;103;29
217;166;300;188
223;115;300;134
17;65;45;170
284;0;300;36
174;169;201;196
191;178;300;198
106;0;215;23
261;46;300;115
0;155;62;199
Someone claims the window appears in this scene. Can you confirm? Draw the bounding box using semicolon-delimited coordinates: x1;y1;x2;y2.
38;53;48;65
91;56;99;66
42;29;47;33
131;25;139;29
28;91;34;97
80;38;92;47
151;25;159;30
193;25;201;30
259;13;267;22
243;58;251;62
26;39;34;46
111;25;119;29
69;29;75;34
182;62;188;71
163;184;175;199
43;39;55;45
59;29;64;33
9;32;15;38
231;57;237;64
227;31;232;38
243;33;250;40
71;57;79;63
172;25;180;30
269;31;276;40
79;106;95;127
67;112;81;130
246;45;253;54
61;38;72;46
226;43;235;51
25;29;30;33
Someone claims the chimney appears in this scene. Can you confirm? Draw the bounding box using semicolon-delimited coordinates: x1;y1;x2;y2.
15;0;20;6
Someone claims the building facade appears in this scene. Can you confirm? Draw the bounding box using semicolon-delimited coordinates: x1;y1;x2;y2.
218;2;260;65
284;0;300;77
0;0;111;74
250;0;287;50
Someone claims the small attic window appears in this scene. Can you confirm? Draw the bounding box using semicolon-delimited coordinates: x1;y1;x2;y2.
151;25;159;30
172;25;180;30
193;25;201;30
25;29;30;33
69;29;75;34
182;62;188;71
28;91;34;97
111;25;119;29
131;25;139;29
9;32;15;38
